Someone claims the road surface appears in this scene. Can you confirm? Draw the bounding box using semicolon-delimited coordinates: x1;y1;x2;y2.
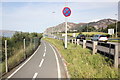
3;40;67;79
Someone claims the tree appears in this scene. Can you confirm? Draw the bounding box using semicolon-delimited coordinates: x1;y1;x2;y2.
103;23;116;33
2;32;43;62
117;21;120;37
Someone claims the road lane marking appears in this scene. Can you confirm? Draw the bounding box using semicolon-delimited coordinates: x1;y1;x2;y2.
49;44;61;79
7;45;41;78
52;45;70;78
32;73;38;80
39;59;44;68
45;47;46;52
44;42;46;52
43;52;46;57
43;42;46;57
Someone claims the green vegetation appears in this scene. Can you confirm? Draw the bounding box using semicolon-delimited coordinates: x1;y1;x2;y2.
44;38;118;78
102;21;120;37
108;40;120;43
0;44;34;74
0;32;42;75
81;25;96;32
66;21;120;38
67;32;109;37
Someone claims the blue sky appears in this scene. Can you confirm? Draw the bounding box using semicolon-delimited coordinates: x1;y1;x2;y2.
1;2;118;33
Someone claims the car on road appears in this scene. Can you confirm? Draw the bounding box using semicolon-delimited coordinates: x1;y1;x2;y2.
91;35;108;43
76;34;86;40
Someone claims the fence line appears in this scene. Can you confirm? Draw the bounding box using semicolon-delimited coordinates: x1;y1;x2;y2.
69;39;119;69
1;37;41;77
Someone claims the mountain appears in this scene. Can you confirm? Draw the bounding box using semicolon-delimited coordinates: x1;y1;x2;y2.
45;22;78;33
88;19;116;29
44;18;116;33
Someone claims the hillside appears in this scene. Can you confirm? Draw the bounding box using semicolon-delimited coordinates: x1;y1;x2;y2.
44;18;116;33
45;22;77;33
88;19;116;29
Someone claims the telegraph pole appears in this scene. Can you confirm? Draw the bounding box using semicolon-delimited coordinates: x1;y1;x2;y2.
115;14;118;38
52;11;55;37
87;23;88;38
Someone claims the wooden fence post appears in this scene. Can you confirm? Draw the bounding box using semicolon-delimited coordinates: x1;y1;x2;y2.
114;44;118;69
77;39;80;45
92;41;98;54
72;39;73;44
83;40;86;49
23;39;26;59
5;40;8;73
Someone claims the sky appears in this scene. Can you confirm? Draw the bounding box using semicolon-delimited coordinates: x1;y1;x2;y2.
0;0;119;33
1;0;119;2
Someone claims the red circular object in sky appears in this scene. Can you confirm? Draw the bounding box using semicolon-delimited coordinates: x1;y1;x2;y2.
62;7;71;17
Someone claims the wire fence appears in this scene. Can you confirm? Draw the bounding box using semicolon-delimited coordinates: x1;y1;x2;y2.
0;37;41;77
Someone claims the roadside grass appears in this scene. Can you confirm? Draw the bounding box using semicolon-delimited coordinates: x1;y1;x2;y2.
43;38;118;78
108;40;120;43
0;44;34;75
110;37;120;39
67;32;108;37
82;32;108;36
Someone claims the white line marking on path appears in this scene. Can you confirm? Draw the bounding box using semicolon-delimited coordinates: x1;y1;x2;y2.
43;42;46;57
45;47;46;52
49;44;61;79
32;73;38;80
43;52;46;57
52;45;70;78
39;59;44;68
44;42;46;52
7;45;41;78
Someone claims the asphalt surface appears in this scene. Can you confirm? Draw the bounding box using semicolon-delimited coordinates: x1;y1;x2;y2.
4;40;67;79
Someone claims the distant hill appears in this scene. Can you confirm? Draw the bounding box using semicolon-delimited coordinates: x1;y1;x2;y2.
88;19;116;29
45;22;77;33
44;18;116;33
0;30;17;37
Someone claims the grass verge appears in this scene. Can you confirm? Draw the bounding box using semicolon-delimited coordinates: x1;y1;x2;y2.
43;38;118;78
108;40;120;43
67;32;108;37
